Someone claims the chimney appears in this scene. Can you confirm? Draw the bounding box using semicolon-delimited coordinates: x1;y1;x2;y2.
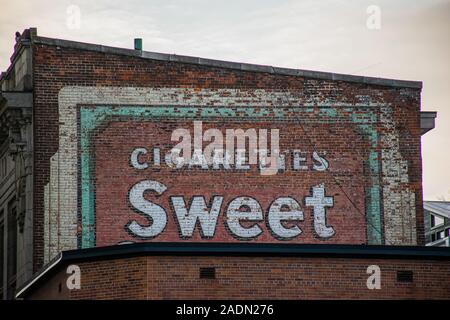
134;38;142;51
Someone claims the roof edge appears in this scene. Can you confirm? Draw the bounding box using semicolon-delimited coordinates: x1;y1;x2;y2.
32;35;422;89
15;253;62;300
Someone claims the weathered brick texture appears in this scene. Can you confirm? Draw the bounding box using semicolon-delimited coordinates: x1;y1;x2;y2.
32;41;424;272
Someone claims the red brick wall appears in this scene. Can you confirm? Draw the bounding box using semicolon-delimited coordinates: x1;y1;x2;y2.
26;256;450;300
32;42;424;271
93;120;368;246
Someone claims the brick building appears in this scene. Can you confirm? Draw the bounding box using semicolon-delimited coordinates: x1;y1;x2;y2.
424;201;450;246
1;28;448;300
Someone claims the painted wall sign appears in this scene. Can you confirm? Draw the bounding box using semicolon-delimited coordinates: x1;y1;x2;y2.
42;87;420;261
86;111;370;247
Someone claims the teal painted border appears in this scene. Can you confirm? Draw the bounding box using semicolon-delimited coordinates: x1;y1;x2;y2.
79;105;382;248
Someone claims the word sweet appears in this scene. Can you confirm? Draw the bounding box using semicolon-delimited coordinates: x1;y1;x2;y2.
127;180;335;240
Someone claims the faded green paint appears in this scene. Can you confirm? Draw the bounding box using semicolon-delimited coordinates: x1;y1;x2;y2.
79;105;383;248
351;112;377;124
365;186;382;244
353;120;382;244
319;107;337;118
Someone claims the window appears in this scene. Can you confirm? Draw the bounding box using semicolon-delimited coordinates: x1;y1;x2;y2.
0;211;4;299
6;202;17;300
0;156;7;179
431;214;444;228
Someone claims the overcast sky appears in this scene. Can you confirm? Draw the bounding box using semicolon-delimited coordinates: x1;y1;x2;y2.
1;0;449;200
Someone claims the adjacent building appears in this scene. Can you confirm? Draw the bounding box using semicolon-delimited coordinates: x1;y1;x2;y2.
0;29;34;299
1;28;448;300
424;201;450;247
